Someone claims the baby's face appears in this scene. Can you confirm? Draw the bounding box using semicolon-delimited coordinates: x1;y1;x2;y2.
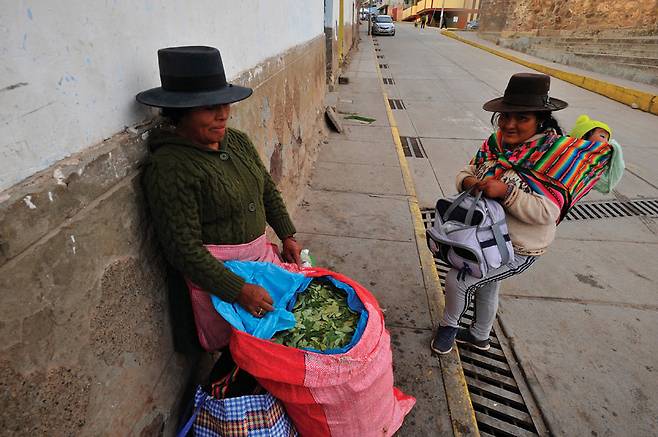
588;127;610;142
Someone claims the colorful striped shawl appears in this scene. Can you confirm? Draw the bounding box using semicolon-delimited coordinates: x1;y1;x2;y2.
471;130;612;221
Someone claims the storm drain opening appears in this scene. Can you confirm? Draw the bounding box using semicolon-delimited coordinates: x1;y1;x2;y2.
379;64;388;69
399;136;425;158
421;208;551;436
565;198;658;221
388;99;405;110
383;78;395;85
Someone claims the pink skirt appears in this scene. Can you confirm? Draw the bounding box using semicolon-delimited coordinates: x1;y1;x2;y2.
186;234;298;351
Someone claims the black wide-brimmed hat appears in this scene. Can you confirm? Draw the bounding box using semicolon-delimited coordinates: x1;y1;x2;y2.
483;73;568;112
136;46;252;108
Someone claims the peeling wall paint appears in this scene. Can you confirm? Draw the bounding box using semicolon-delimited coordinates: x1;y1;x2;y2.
23;195;37;209
0;1;324;192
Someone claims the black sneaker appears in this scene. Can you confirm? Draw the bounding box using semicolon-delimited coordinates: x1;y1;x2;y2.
431;326;458;354
456;328;490;351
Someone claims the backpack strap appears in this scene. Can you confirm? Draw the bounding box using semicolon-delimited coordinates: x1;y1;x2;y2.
465;191;483;226
443;188;481;225
491;220;511;265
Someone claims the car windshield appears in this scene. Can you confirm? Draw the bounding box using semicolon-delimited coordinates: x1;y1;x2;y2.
376;16;393;23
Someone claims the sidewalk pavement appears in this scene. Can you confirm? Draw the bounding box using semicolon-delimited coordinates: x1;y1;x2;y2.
292;28;477;437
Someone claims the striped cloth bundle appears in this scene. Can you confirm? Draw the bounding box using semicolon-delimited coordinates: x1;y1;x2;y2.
472;129;612;220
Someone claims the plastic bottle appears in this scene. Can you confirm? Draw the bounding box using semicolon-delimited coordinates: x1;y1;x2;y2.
300;249;313;268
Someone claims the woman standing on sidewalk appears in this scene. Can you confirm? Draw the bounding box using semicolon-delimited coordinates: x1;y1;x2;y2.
431;73;612;354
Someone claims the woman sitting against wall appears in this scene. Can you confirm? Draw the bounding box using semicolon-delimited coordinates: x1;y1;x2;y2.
136;46;302;354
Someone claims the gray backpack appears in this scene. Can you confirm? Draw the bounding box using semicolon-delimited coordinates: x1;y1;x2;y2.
426;190;514;279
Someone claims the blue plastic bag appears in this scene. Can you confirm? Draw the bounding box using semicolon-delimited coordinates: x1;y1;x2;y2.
211;261;312;339
212;261;368;353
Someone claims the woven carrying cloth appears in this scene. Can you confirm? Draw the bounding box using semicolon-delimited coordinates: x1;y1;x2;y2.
472;130;612;221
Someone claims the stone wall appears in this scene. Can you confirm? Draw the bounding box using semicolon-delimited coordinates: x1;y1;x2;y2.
479;0;658;36
0;35;326;436
477;0;511;33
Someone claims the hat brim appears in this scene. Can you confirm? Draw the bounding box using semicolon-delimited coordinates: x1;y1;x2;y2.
136;83;253;108
482;97;568;112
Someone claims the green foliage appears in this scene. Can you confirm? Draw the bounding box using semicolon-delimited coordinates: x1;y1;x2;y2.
272;280;360;351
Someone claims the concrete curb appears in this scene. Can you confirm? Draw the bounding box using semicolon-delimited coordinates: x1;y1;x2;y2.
441;30;658;116
370;37;480;437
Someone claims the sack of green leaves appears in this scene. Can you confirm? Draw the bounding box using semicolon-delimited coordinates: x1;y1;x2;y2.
210;261;416;437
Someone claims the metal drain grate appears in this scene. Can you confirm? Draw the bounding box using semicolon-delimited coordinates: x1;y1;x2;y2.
388;99;405;110
379;64;388;69
565;198;658;221
400;136;425;158
383;77;395;85
421;208;550;436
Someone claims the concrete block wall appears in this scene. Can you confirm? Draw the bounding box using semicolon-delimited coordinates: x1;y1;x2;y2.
1;2;327;435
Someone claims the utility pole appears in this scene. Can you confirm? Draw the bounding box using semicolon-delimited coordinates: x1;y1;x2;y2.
367;0;372;35
438;0;446;29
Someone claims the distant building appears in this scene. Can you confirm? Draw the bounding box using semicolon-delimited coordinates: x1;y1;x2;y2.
402;0;481;29
377;0;407;20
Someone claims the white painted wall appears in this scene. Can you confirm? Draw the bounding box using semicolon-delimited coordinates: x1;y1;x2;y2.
0;1;324;191
345;0;356;25
323;0;358;36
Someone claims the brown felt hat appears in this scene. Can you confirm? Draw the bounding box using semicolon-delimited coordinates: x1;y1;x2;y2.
483;73;568;112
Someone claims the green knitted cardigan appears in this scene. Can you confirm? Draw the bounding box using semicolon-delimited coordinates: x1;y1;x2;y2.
142;127;296;303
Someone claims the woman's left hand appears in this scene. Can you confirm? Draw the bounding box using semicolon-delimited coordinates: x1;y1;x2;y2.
475;178;508;200
281;236;302;266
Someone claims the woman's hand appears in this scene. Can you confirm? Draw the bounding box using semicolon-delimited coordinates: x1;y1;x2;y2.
475;178;508;199
461;176;479;191
237;283;274;318
281;236;302;266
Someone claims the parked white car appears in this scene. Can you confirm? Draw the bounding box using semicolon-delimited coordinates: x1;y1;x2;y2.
372;15;395;36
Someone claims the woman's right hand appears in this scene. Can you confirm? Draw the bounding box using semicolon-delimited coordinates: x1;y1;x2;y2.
237;283;274;318
462;176;479;191
475;178;508;200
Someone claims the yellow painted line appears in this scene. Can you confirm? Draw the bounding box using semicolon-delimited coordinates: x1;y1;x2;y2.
442;30;658;116
370;38;480;437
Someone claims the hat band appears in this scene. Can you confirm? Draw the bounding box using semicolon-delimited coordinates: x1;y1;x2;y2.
161;74;226;92
503;93;550;108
